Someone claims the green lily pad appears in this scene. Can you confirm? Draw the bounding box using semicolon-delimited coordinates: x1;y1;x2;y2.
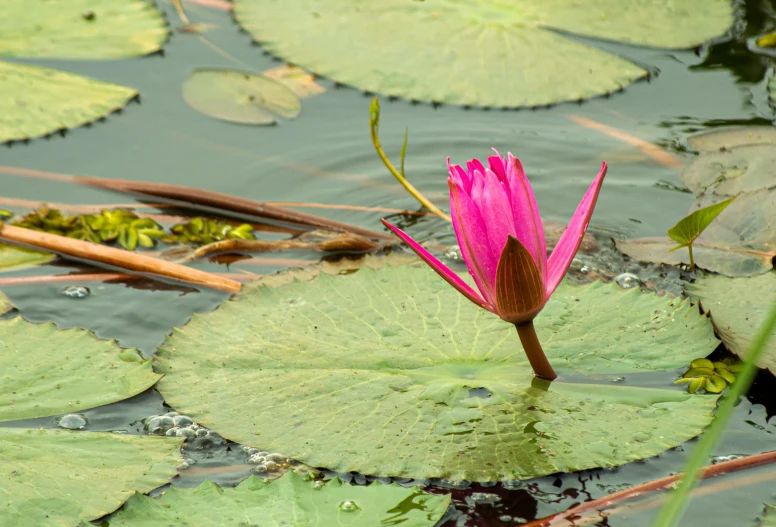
0;61;138;143
682;144;776;197
182;69;301;125
0;316;160;422
0;428;182;527
616;189;775;277
156;262;719;481
687;272;776;376
232;0;732;107
91;472;450;527
687;126;776;153
0;243;55;272
0;0;168;59
759;504;776;526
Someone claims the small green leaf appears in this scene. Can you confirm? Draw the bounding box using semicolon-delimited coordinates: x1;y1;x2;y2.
667;197;736;246
717;369;736;384
688;377;706;394
683;367;714;378
704;375;728;394
690;358;715;369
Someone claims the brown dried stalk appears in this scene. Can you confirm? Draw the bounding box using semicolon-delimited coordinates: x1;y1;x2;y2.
522;449;776;527
0;224;242;293
0;166;393;241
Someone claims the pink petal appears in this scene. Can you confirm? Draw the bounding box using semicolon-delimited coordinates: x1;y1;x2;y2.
467;158;486;180
478;168;516;259
381;219;491;311
447;158;472;194
506;154;546;278
545;162;608;299
449;179;499;305
487;152;509;186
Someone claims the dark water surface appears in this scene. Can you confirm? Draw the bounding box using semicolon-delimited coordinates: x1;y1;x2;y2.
2;0;776;525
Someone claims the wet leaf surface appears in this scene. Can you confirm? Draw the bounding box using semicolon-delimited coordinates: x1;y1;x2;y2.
687;272;776;376
0;0;167;59
91;472;450;527
0;428;182;527
157;261;719;481
233;0;732;107
182;69;302;125
616;189;775;277
0;316;160;422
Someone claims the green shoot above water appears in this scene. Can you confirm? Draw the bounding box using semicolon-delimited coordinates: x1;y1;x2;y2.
368;97;451;221
667;196;735;270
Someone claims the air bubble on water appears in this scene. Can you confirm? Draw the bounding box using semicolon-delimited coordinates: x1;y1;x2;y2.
467;492;501;506
249;454;267;464
61;286;90;299
313;480;324;490
499;516;513;522
580;265;590;274
612;376;625;383
444;246;462;261
615;273;640;289
57;414;87;430
502;480;523;490
339;500;359;512
252;464;268;474
173;415;193;427
265;461;278;471
711;454;744;464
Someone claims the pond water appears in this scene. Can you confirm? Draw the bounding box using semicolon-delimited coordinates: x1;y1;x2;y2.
1;0;775;526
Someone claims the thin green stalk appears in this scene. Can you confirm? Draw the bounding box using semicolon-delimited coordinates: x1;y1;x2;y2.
653;294;776;527
687;244;695;271
369;98;451;222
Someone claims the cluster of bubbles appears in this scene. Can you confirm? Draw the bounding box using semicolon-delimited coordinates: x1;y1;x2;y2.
241;446;302;478
143;411;226;450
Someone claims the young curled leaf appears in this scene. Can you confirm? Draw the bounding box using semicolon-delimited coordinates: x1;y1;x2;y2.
688;377;707;394
704;375;728;394
690;358;714;369
717;369;736;384
683;367;714;378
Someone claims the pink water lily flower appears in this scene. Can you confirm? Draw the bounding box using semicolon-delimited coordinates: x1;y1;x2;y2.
382;151;607;381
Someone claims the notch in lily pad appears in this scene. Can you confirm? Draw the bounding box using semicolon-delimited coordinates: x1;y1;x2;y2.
181;68;301;125
667;196;736;270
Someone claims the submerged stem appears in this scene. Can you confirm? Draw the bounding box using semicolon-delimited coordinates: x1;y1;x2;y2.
515;321;557;381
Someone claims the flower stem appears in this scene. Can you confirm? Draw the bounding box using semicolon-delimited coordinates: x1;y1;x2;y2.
515;321;557;381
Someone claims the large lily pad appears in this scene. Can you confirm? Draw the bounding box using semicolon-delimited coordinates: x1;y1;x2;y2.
0;61;138;143
681;144;776;197
181;69;301;125
0;316;160;422
616;189;775;277
687;272;776;375
0;428;182;527
93;472;450;527
0;0;167;59
233;0;732;107
687;126;776;153
759;504;776;526
157;262;719;481
0;243;55;272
